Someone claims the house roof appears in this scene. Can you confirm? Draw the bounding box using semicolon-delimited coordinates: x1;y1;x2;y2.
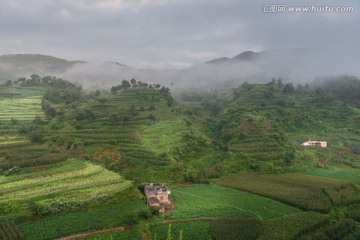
145;183;170;195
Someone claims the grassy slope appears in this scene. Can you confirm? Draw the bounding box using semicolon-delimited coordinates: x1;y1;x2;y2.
169;184;299;220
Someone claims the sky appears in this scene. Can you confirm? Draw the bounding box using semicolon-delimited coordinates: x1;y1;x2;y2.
0;0;359;69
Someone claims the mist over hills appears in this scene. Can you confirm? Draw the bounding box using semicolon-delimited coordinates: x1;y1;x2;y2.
0;54;86;79
1;49;360;94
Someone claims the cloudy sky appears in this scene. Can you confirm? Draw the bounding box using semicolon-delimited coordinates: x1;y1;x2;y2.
0;0;358;68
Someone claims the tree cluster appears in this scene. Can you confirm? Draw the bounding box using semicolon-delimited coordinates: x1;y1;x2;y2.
312;75;360;107
110;79;170;95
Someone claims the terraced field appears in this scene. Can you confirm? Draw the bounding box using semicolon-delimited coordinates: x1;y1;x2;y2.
0;95;45;122
0;87;55;171
0;160;132;203
0;135;29;145
47;87;195;181
142;118;187;155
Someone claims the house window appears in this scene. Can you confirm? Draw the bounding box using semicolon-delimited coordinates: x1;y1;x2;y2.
160;196;163;200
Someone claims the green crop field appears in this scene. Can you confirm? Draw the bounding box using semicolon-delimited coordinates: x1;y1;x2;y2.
0;220;24;240
258;211;329;240
211;218;263;240
0;158;135;228
0;160;132;203
216;173;360;212
150;221;211;240
142;118;188;155
169;184;299;220
20;201;147;240
1;158;86;181
76;228;142;240
305;167;360;183
0;95;45;122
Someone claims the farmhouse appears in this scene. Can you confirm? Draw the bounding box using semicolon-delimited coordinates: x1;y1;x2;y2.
144;183;171;208
301;140;327;148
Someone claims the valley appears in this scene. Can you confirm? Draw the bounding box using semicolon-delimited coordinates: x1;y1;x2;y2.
0;76;359;239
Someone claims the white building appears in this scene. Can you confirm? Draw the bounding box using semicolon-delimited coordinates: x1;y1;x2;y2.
301;140;327;148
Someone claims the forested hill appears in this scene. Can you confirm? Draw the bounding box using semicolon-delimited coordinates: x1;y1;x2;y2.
202;80;360;172
1;76;359;181
0;54;85;79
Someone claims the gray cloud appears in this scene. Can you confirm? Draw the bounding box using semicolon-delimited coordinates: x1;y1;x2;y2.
0;0;358;68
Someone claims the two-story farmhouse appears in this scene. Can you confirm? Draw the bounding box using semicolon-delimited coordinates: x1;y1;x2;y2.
144;183;171;207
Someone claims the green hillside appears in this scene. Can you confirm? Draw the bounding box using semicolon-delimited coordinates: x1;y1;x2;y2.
1;78;360;239
204;82;360;173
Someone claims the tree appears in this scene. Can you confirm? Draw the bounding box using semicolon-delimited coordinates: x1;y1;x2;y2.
30;129;44;143
283;83;295;93
5;80;12;86
121;80;131;90
110;86;117;95
17;77;26;84
130;78;137;85
95;90;101;97
29;74;41;86
296;84;305;93
98;97;107;107
42;76;52;85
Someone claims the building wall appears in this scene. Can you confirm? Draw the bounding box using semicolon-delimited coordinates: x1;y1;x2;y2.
144;186;170;206
302;141;327;148
156;192;169;204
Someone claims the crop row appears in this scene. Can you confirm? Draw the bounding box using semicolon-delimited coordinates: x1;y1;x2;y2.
61;133;139;140
229;145;282;153
0;153;68;170
0;139;29;146
258;211;329;240
0;164;130;202
151;221;211;240
0;162;103;191
211;218;262;240
0;142;33;150
0;144;47;154
216;173;360;212
0;220;24;240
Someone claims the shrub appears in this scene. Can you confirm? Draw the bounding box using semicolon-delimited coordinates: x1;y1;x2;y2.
3;166;20;176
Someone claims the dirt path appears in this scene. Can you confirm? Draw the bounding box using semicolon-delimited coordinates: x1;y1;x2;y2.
56;226;129;240
56;217;216;240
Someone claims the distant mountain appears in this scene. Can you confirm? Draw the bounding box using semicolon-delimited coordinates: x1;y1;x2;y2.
233;51;260;61
102;62;131;68
1;49;360;95
205;57;232;65
206;51;261;65
0;54;86;79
